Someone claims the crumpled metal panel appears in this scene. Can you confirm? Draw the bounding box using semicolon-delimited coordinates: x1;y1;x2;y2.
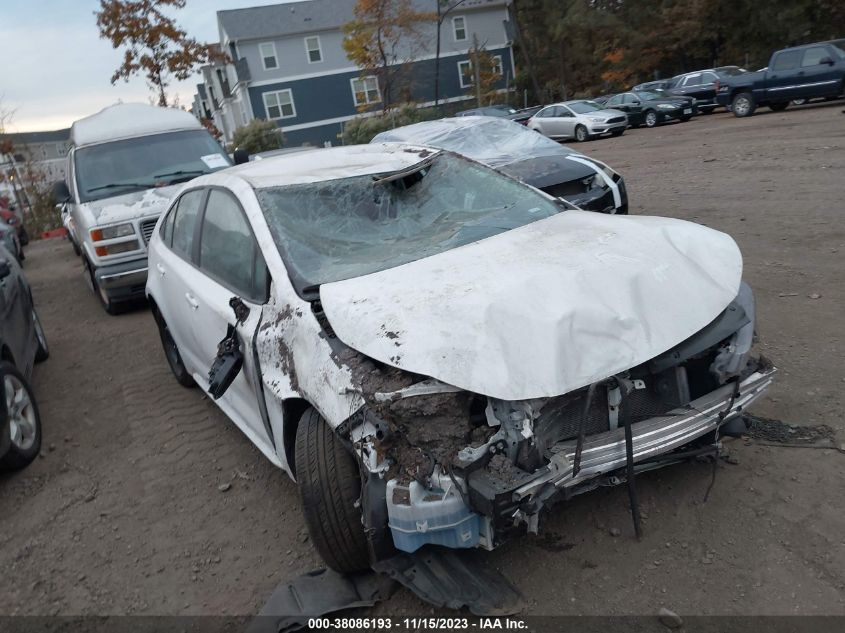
321;210;743;401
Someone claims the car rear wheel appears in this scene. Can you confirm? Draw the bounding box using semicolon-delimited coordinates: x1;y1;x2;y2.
32;308;49;363
769;102;789;112
731;92;756;117
295;407;370;573
153;309;195;388
0;362;42;472
644;110;658;127
574;125;589;142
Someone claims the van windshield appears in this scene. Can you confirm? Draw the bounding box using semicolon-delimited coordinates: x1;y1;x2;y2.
74;129;230;202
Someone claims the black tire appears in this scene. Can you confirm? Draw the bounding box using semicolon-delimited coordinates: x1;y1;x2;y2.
644;110;658;128
32;307;49;363
611;129;625;137
84;258;120;315
769;102;789;112
295;407;369;573
731;92;756;117
0;362;42;472
152;308;195;388
680;115;692;122
574;125;589;142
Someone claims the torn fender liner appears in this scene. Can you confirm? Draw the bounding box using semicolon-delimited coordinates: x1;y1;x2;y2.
372;548;524;616
248;568;397;633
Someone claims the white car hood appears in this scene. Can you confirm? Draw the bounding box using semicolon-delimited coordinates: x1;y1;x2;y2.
320;211;742;400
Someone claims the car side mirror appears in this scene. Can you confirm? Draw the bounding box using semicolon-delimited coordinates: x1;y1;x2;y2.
52;180;71;204
233;148;250;165
819;56;834;66
0;258;11;280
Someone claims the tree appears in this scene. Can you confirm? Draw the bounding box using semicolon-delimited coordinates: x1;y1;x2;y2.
231;119;284;154
342;0;435;112
464;37;502;106
95;0;227;107
433;0;468;109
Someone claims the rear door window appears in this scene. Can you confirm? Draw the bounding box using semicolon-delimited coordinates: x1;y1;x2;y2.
170;189;205;260
771;50;802;71
683;74;702;86
801;46;830;67
199;189;268;302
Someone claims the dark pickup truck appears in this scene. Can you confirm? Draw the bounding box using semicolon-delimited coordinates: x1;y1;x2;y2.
716;39;845;116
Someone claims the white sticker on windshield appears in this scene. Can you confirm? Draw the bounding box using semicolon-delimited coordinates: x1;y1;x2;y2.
201;154;229;169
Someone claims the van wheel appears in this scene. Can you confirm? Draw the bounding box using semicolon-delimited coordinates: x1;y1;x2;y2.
731;92;756;117
84;259;119;315
152;309;195;388
0;362;42;472
295;408;370;573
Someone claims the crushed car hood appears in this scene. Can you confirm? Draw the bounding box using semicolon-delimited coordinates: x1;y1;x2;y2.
321;210;742;401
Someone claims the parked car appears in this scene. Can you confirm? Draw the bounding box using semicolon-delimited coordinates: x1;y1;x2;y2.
716;40;845;116
147;144;775;573
372;116;628;214
632;80;671;91
52;103;232;314
0;205;29;246
668;67;747;112
527;100;628;141
0;220;23;264
604;90;695;127
0;247;49;471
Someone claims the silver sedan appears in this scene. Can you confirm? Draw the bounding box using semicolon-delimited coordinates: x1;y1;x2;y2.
528;100;628;142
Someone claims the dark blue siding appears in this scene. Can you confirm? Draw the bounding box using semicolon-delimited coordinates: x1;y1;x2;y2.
250;47;513;146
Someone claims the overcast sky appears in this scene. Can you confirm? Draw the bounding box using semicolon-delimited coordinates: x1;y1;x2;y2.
0;0;299;132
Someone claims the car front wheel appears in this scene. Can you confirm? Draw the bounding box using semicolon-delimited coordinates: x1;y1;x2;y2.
295;407;370;573
0;362;42;471
574;125;589;142
732;92;756;117
644;110;658;127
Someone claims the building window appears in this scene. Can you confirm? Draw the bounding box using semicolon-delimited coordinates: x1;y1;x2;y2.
305;36;322;63
259;42;277;70
492;55;503;76
458;60;473;88
351;76;381;106
452;16;467;42
262;90;296;119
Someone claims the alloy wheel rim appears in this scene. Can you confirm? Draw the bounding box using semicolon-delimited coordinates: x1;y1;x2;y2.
576;128;586;141
735;98;750;115
646;112;657;127
5;374;36;451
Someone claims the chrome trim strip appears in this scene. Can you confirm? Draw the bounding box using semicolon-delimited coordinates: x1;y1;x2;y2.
99;267;148;282
767;80;837;91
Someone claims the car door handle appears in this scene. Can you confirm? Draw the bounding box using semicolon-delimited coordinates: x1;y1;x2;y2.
185;293;199;310
156;263;166;277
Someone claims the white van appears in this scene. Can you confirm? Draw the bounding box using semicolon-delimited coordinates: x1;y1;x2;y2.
54;104;232;314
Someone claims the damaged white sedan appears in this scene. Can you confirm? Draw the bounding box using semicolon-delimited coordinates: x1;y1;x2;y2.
146;144;775;573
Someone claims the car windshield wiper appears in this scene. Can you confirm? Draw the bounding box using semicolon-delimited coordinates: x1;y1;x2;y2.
87;181;152;193
153;169;209;180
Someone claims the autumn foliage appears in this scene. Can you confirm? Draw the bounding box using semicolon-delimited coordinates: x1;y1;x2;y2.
342;0;435;111
95;0;227;106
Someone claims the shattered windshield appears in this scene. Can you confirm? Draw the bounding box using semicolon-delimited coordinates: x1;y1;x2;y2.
256;153;563;295
74;129;231;202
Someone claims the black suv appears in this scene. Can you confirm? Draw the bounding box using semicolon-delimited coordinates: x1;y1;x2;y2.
667;66;747;112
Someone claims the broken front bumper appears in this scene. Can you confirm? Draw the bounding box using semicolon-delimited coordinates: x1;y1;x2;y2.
465;367;776;542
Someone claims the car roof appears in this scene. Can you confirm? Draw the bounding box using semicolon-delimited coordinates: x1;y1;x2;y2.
224;143;441;188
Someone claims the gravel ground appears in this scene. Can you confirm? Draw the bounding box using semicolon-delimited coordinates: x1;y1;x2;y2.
2;100;844;618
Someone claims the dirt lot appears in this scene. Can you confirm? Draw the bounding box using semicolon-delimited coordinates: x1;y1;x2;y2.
2;101;845;619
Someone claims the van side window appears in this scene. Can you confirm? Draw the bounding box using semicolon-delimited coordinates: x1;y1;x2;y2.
171;190;205;260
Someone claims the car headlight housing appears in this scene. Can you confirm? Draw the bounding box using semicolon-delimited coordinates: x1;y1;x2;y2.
91;223;135;241
657;104;676;110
